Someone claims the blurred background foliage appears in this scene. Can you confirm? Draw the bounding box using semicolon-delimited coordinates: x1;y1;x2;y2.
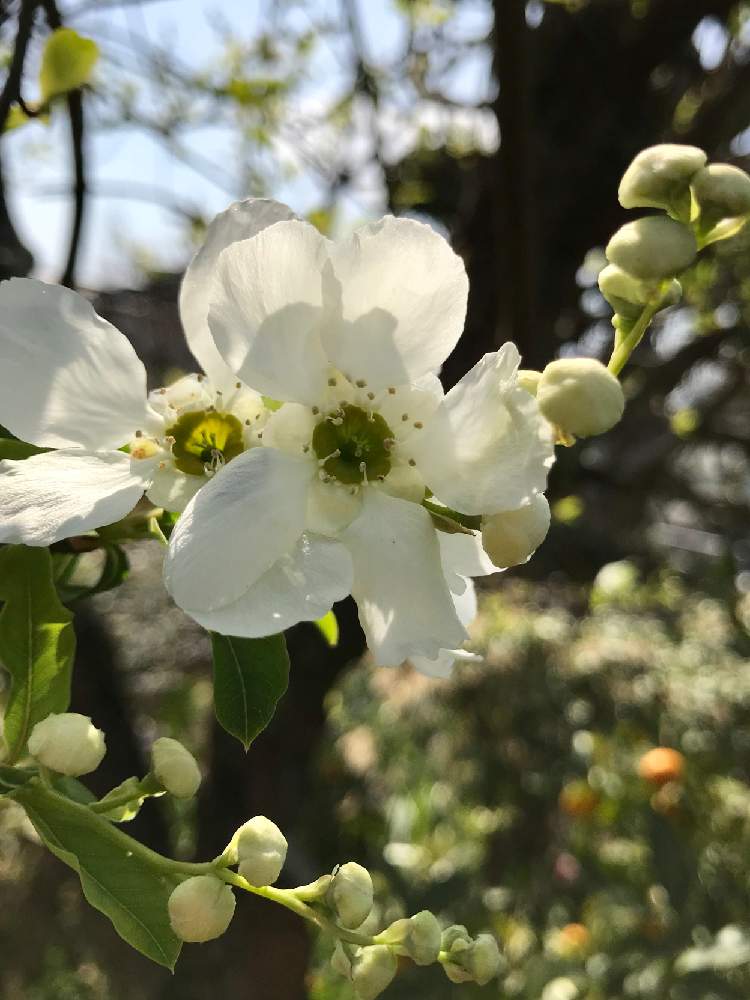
1;0;750;997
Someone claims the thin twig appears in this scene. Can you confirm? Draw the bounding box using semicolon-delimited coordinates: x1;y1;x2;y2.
0;0;39;131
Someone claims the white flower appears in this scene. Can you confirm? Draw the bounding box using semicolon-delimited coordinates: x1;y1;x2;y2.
164;201;554;667
0;279;267;545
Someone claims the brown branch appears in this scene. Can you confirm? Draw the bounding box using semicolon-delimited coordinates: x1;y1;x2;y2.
0;0;39;131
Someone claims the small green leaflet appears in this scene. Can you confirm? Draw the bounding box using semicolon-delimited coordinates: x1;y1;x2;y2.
0;546;76;763
210;633;290;750
11;782;182;969
314;610;339;647
40;28;99;105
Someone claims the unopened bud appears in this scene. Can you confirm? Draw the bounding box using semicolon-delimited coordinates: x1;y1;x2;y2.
481;493;550;569
606;216;696;280
151;737;201;799
618;144;706;214
598;264;682;319
692;163;750;244
28;713;106;776
517;369;542;396
442;931;501;986
441;925;474;984
167;875;235;943
537;358;625;438
351;945;398;1000
328;861;373;929
233;816;288;886
379;910;442;966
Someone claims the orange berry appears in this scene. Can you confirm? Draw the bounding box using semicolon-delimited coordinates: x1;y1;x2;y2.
638;747;685;786
558;923;590;955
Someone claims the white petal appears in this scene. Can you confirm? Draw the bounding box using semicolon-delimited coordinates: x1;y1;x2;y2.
341;489;466;666
0;450;149;546
179;199;296;389
262;403;316;457
410;581;481;678
208;221;331;404
0;279;148;449
323;217;468;389
164;446;313;613
146;463;203;513
412;344;555;515
438;530;496;593
186;534;353;636
305;479;363;536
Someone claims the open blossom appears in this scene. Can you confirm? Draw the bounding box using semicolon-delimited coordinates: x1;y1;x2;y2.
164;199;555;666
0;201;292;545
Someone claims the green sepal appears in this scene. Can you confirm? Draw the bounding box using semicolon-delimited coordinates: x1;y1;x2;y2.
422;498;482;535
10;781;182;969
210;632;290;750
0;438;48;461
0;765;35;794
94;776;150;822
0;546;76;763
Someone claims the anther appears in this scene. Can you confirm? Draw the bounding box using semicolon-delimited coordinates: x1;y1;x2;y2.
401;413;409;421
355;379;366;388
367;391;375;400
359;461;367;473
257;431;263;439
377;475;385;481
134;429;143;438
328;377;337;387
196;374;204;382
245;419;251;425
303;444;310;453
235;381;241;389
312;406;320;415
383;438;395;451
408;458;416;466
388;387;396;395
413;421;423;429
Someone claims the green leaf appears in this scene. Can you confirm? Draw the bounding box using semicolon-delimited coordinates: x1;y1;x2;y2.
95;776;148;822
314;610;339;647
0;546;76;763
210;633;290;750
39;28;99;105
0;438;48;460
0;765;35;794
11;782;182;969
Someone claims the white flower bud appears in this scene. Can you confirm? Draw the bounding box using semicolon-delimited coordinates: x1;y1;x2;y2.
379;911;442;966
167;875;235;943
598;265;682;318
517;369;542;396
351;945;398;1000
234;816;288;886
28;713;106;776
481;494;550;569
151;737;201;799
618;144;706;211
537;358;625;438
605;216;696;280
441;925;474;984
328;861;373;929
693;163;750;218
468;933;502;985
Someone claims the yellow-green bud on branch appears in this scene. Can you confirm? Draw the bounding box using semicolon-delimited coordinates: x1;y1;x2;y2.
442;927;502;986
151;737;201;799
28;713;106;776
606;216;696;280
232;815;288;886
618;143;706;217
328;861;374;929
481;494;550;569
351;945;398;999
517;369;542;396
378;910;442;965
537;358;625;438
167;875;235;943
598;264;682;324
692;163;750;245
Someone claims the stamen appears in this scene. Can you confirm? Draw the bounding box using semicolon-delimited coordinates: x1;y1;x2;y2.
312;406;320;415
413;421;423;429
235;381;241;389
408;458;416;466
134;429;143;438
355;379;367;388
388;387;396;395
401;413;409;421
367;391;375;400
245;419;251;426
383;438;395;451
328;377;337;387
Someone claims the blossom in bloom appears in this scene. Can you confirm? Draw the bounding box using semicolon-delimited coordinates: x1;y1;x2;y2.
0;201;296;545
164;200;555;667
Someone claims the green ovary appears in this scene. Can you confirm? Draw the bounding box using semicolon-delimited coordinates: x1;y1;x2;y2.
167;410;245;476
312;403;393;485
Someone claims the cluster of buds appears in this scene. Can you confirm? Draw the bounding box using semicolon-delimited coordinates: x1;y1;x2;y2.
600;144;750;343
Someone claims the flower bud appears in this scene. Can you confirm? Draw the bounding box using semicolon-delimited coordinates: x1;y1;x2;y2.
151;737;201;799
328;861;373;929
537;358;625;438
597;264;653;314
618;144;706;213
441;925;474;984
605;216;696;280
517;369;542;396
481;494;550;569
167;875;235;943
28;713;106;776
692;163;750;243
379;911;442;966
233;816;288;886
442;931;501;986
351;945;397;1000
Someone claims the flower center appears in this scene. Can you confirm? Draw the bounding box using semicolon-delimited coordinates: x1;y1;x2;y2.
166;410;245;476
312;403;393;484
